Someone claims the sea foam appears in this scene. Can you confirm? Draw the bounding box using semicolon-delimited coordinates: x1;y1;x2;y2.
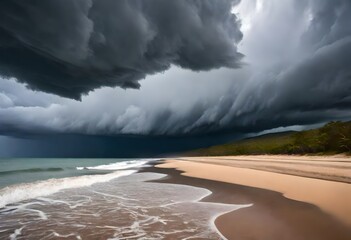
0;170;136;208
76;159;157;171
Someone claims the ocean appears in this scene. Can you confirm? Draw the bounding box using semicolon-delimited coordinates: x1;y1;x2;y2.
0;158;151;189
0;158;246;239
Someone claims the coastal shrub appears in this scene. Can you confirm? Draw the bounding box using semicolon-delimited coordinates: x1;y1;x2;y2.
188;121;351;156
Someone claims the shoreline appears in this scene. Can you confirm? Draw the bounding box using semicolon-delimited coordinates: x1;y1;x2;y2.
158;155;351;226
143;156;351;240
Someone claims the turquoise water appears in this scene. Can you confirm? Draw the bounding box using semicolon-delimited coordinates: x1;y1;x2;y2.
0;158;250;239
0;158;137;188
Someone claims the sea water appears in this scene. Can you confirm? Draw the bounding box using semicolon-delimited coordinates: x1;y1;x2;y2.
0;158;150;188
0;159;249;239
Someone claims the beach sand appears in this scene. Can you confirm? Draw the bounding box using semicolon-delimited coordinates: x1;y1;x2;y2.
149;155;351;240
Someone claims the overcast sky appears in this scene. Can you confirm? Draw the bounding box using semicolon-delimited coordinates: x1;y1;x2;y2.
0;0;350;157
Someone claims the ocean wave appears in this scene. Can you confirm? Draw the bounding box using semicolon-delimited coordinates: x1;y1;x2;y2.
0;167;64;175
0;170;136;208
76;159;157;171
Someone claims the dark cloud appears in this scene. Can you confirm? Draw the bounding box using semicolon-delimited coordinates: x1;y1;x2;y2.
0;133;240;158
0;0;351;148
0;0;242;99
303;0;351;49
213;0;351;134
220;37;351;134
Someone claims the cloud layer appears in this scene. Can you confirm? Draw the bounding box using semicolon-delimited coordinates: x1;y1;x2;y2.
0;0;350;139
0;0;242;99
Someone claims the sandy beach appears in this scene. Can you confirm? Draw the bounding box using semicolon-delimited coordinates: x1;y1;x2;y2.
150;155;351;240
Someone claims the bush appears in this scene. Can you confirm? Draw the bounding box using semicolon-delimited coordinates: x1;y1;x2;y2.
188;121;351;156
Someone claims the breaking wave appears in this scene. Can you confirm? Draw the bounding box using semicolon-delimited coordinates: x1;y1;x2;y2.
0;170;136;208
76;159;157;171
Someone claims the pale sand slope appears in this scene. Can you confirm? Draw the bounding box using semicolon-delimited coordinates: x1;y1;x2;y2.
157;155;351;226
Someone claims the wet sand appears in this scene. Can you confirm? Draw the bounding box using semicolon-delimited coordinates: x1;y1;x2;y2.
146;155;351;240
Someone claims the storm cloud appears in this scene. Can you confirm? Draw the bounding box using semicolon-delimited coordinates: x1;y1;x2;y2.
0;0;242;99
0;0;351;143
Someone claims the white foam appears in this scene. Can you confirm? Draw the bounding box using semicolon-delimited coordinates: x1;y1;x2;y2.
208;203;253;240
76;159;157;171
1;172;253;239
166;186;253;240
0;170;136;208
9;227;23;240
52;232;82;239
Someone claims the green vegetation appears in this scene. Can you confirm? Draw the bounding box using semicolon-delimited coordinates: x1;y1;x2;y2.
188;121;351;156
